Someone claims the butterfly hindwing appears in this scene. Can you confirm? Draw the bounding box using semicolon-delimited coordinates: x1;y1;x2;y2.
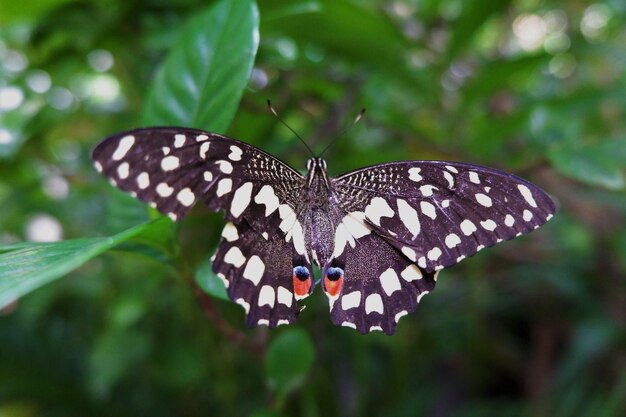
332;161;556;273
212;220;313;328
323;232;436;335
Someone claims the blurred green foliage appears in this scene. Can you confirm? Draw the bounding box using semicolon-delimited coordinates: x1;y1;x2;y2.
1;0;626;416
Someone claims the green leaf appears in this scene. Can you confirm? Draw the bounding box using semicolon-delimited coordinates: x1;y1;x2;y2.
142;0;259;131
548;139;626;190
194;257;229;301
265;329;315;401
0;218;170;309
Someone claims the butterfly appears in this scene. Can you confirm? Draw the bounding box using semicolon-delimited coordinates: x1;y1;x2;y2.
92;126;556;335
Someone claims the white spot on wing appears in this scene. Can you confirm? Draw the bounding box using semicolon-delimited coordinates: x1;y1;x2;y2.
427;247;442;261
408;167;422;182
254;185;280;216
137;172;150;189
397;199;420;237
505;214;515;227
445;233;461;248
469;171;480;184
216;160;233;174
200;142;210;159
401;246;417;261
523;209;533;221
460;219;477;235
196;134;209;141
258;285;275;307
94;161;103;173
278;204;307;257
401;264;422;281
475;193;492;207
342;321;357;329
224;246;245;267
176;188;195;207
156;182;174;197
216;178;232;196
443;171;455;188
420;201;437;219
203;171;213;182
161;155;180;171
277;286;293;307
379;268;402;296
417;291;430;303
341;291;361;310
228;145;243;161
480;219;497;231
518;184;538;208
332;212;371;258
365;293;384;314
419;185;437;197
174;134;186;148
445;165;458;173
365;197;394;226
230;182;253;217
112;135;135;160
221;222;239;242
243;255;265;285
117;162;130;179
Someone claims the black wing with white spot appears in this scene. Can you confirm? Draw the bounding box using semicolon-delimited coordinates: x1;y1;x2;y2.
92;127;313;326
212;220;312;328
323;232;436;335
332;161;556;273
92;127;304;226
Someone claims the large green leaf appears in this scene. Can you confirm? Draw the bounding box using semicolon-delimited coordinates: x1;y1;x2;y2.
0;219;171;310
142;0;259;131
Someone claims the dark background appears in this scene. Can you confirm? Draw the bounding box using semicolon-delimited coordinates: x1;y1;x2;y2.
1;0;625;416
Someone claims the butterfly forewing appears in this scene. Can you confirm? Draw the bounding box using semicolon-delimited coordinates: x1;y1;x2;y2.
92;127;305;224
332;161;556;273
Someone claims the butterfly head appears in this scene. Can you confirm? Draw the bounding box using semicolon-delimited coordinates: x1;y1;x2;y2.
306;158;329;187
306;157;327;172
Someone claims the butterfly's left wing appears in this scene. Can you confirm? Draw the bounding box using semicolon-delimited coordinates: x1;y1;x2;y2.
92;127;314;327
319;161;556;334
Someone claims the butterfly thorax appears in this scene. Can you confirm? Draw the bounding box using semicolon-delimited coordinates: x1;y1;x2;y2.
303;158;336;266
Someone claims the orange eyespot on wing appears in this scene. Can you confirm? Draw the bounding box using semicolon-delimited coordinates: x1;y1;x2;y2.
323;266;344;297
293;266;312;299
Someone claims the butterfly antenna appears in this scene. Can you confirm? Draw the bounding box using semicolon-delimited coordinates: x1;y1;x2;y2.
318;108;366;158
267;99;315;157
